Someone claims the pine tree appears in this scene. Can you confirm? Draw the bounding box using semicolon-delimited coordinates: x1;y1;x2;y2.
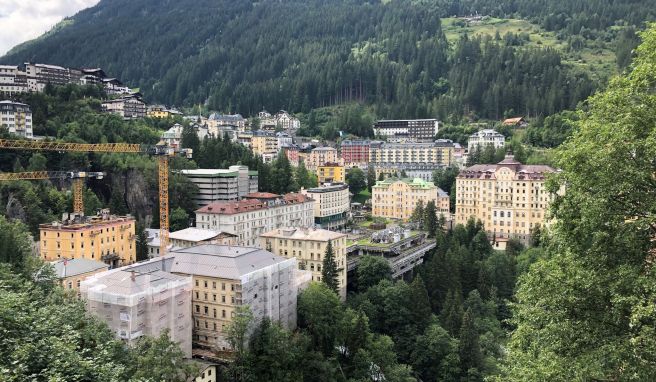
410;199;425;226
367;166;376;192
321;240;340;294
423;200;438;237
136;223;149;261
440;288;464;337
459;308;483;377
408;275;432;332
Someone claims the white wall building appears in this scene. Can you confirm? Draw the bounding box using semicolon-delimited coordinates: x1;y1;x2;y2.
300;183;350;230
180;166;258;207
467;129;506;152
0;100;33;138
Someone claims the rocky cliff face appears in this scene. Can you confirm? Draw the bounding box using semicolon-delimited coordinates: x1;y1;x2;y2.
110;168;155;227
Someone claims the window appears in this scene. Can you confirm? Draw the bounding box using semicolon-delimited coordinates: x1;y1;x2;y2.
222;310;226;318
195;305;200;313
212;281;216;289
204;306;208;314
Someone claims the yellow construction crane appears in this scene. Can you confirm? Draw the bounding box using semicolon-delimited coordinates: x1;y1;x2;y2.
0;170;105;214
0;139;191;256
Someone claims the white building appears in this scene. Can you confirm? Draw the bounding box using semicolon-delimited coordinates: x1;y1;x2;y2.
0;65;27;95
276;132;293;151
180;166;258;207
467;129;506;152
161;123;183;151
195;192;314;246
207;113;246;132
300;183;350;230
101;95;146;119
274;110;300;130
0;100;33;138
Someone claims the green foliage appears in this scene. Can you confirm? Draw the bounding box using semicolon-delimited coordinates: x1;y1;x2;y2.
502;25;656;380
169;206;190;232
294;159;316;189
423;200;438;237
525;110;579;147
126;330;198;382
321;241;340;294
0;215;34;273
297;283;342;356
366;166;376;192
345;167;366;195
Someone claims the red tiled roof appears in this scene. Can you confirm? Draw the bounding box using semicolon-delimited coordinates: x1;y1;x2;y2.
196;193;312;215
502;117;525;125
243;192;280;199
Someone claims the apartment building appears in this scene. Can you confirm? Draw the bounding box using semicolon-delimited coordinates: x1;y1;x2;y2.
0;100;33;138
317;163;345;184
372;178;441;220
51;258;108;293
281;144;300;166
180;166;258;206
0;65;27;95
207;113;246;132
467;129;506;152
195;192;314;246
161;123;183;151
276;132;293;150
81;264;193;357
147;105;181;119
455;155;557;245
369;140;454;167
259;110;300;130
307;147;339;170
101;94;146;119
39;210;136;268
260;227;347;300
301;183;350;230
373;119;439;141
340;140;371;165
374;163;444;182
251;131;279;162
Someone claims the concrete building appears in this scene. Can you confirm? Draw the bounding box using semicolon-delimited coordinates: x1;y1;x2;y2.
370;140;454;167
301;183;350;230
307;147;339;170
468;129;506;152
101;94;146;119
373;163;444;183
317;163;345;184
276;132;293;150
0;100;33;138
373;119;439;141
282;144;300;166
0;65;27;95
372;178;441;221
207;113;246;132
260;227;347;300
195;193;314;246
161;123;183;151
251;131;279;163
180;166;258;207
81;264;193;357
259;110;300;131
51;258;109;293
40;210;136;268
455;155;557;247
340;140;371;165
169;228;238;249
147;105;181;119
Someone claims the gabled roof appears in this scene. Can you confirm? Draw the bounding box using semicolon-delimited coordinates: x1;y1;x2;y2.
51;258;108;278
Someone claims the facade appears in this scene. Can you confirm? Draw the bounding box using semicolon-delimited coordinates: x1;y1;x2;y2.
301;183;350;230
455;155;557;244
436;188;451;220
372;178;440;220
207;113;246;132
276;132;293;150
147;105;181;119
40;210;136;268
467;129;506;152
370;140;454;167
317;163;345;184
340;140;371;165
373;163;444;182
0;100;33;138
180;166;258;207
195;193;314;246
260;110;300;131
282;144;300;166
307;147;339;170
81;264;193;357
251;131;279;162
502;117;528;128
169;228;238;248
101;95;146;119
373;119;439;141
260;227;347;300
51;258;108;293
0;65;27;95
161;123;183;151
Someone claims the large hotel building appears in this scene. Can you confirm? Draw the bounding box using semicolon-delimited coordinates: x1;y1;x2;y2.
373;119;439;141
455;155;557;245
369;140;454;167
372;178;448;221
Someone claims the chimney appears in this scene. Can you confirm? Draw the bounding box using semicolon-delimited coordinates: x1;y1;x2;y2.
130;270;136;282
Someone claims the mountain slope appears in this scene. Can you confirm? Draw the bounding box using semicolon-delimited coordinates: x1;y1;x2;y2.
2;0;654;119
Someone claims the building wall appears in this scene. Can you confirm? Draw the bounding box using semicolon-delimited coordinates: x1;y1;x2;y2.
301;185;350;230
373;119;439;140
40;218;136;267
372;179;439;220
0;101;33;138
260;232;347;300
307;148;338;170
317;165;345;183
370;143;453;167
59;268;108;294
340;141;370;164
467;130;506;152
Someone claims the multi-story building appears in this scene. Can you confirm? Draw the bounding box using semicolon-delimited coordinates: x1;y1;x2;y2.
373;163;444;183
169;228;237;249
81;264;193;357
51;258;109;294
300;183;350;230
276;132;293;151
101;95;146;119
0;65;27;95
455;155;557;246
317;163;345;184
0;100;33;138
251;131;279;163
282;144;300;166
161;123;183;151
196;192;314;246
467;129;506;152
340;140;372;165
373;119;439;141
207;113;246;132
180;166;258;207
307;147;339;170
370;140;454;167
39;210;136;268
25;63;70;91
260;227;347;300
372;178;441;220
147;105;181;119
260;110;300;131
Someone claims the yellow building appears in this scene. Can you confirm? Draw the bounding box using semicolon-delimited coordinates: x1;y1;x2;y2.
372;178;440;220
260;227;347;300
307;147;339;170
317;163;345;183
51;258;108;294
455;155;556;247
147;105;171;118
369;141;454;167
39;210;136;268
251;132;278;162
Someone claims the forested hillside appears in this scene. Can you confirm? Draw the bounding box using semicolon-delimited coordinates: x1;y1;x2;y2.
2;0;653;120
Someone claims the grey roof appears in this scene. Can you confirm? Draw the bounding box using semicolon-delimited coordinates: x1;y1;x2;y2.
169;245;288;279
51;258;108;278
437;188;449;197
87;268;187;295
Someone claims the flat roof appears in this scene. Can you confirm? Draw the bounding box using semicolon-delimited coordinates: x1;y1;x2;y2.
260;227;346;242
169;228;236;242
180;169;238;177
51;258;108;278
